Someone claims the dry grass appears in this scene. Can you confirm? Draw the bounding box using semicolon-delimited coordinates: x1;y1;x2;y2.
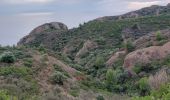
148;69;169;90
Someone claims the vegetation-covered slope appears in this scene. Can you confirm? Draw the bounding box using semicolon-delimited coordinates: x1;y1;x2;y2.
1;4;170;100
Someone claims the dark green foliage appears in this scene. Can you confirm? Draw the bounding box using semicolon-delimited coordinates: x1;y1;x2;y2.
94;56;105;69
96;95;105;100
124;40;135;52
0;51;15;63
133;64;142;74
50;71;66;85
0;66;31;77
137;77;150;96
37;44;46;54
23;58;33;67
53;64;70;77
106;69;117;85
132;83;170;100
105;69;119;92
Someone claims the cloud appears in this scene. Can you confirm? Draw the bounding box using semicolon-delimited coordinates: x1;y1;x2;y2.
127;1;161;10
1;0;86;5
1;0;54;4
18;12;54;16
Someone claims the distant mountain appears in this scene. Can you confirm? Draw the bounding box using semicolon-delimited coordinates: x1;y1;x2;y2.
95;3;170;21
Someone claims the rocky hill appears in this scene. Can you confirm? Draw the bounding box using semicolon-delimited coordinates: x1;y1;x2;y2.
1;3;170;100
96;3;170;21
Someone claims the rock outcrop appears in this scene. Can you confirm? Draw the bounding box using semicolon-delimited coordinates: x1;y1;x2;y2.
75;40;98;62
106;50;126;67
134;29;170;49
123;42;170;70
95;3;170;21
30;22;68;35
18;22;68;49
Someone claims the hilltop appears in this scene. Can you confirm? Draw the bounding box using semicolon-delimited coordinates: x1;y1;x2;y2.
0;3;170;100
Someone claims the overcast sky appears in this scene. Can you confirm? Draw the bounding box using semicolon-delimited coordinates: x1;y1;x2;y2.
0;0;170;46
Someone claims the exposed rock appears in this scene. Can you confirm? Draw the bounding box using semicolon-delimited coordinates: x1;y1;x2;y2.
30;22;68;35
106;50;126;67
95;4;170;21
123;42;170;71
122;24;143;40
18;22;68;49
134;29;170;49
75;40;98;62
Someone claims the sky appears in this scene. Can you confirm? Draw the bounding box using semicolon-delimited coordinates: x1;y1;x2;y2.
0;0;170;46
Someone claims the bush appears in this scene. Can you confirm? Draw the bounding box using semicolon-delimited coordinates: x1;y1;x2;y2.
0;90;17;100
96;95;105;100
124;40;135;52
156;31;164;41
23;58;33;67
0;52;16;63
132;83;170;100
0;66;31;77
94;56;105;69
106;69;117;85
50;71;66;85
105;69;119;92
137;77;150;96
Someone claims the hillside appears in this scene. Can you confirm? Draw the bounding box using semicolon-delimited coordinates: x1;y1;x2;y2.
1;3;170;100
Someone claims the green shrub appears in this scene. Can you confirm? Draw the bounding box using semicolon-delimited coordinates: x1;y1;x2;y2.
37;44;46;54
137;77;150;96
96;95;105;100
0;66;31;77
156;31;164;41
94;56;105;69
0;51;16;63
23;58;33;67
0;90;17;100
105;69;120;92
106;69;117;85
124;40;135;52
69;88;79;97
132;83;170;100
133;64;142;74
50;71;66;85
